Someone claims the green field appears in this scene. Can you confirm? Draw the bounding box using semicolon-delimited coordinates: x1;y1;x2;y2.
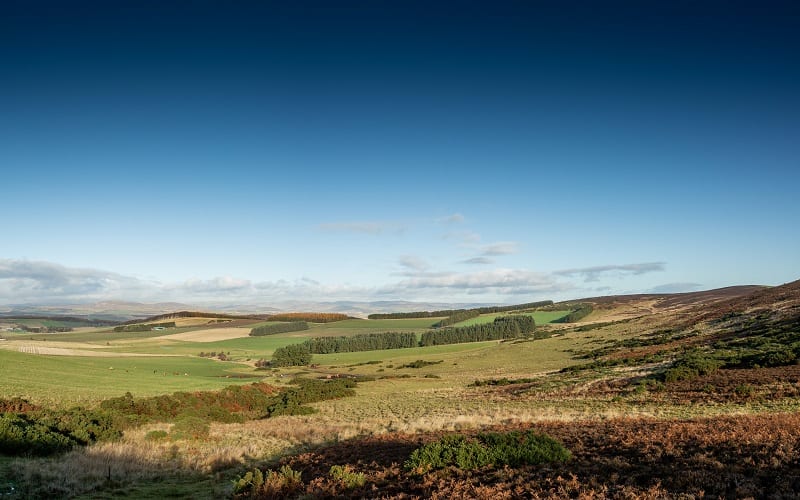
328;318;443;330
0;349;258;407
2;281;799;500
452;310;571;327
0;313;582;407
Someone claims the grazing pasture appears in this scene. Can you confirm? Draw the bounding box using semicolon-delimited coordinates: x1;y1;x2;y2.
2;283;800;498
0;349;256;407
452;310;571;327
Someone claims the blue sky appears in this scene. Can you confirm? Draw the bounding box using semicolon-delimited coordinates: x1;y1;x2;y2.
1;1;798;306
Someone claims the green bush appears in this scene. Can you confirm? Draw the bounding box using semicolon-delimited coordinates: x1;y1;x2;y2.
663;351;723;383
271;344;312;367
405;430;569;473
144;429;168;441
329;464;366;489
232;465;303;498
399;360;443;369
0;413;75;456
264;378;356;417
169;416;209;440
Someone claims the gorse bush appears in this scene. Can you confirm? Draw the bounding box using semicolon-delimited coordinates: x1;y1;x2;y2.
0;379;357;457
0;413;75;456
264;378;356;417
100;382;280;423
0;406;123;457
405;430;570;473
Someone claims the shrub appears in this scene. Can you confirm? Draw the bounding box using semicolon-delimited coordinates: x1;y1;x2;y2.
399;360;443;369
144;430;168;441
481;431;571;467
232;465;303;498
405;434;492;473
405;430;569;473
0;413;76;456
271;344;312;367
663;351;723;383
329;465;366;489
264;378;356;417
169;416;209;440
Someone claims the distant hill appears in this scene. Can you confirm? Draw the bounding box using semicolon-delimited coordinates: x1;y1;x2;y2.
3;282;795;323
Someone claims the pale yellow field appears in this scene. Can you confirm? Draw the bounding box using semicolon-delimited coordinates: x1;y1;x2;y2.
0;341;170;357
154;327;252;342
168;317;237;327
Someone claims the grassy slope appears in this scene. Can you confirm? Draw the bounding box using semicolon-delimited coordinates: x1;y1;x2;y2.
452;310;571;327
0;349;256;407
3;284;800;498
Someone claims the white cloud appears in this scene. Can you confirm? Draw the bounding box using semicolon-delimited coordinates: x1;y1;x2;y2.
480;241;520;256
397;255;429;273
0;259;154;303
170;276;253;294
553;262;666;282
460;257;494;265
381;268;573;297
443;230;481;244
437;213;465;224
646;282;703;294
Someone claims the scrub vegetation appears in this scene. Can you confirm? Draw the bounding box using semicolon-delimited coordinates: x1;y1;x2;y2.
2;282;800;498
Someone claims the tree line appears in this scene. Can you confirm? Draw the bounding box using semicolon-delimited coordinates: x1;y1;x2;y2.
118;311;264;325
420;315;536;346
266;313;350;323
432;310;480;327
368;300;553;320
271;332;418;365
304;332;417;353
270;315;538;366
17;326;74;333
249;322;309;336
113;321;176;332
555;303;594;323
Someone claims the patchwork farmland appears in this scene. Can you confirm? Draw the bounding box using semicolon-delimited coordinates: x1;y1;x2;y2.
1;282;800;498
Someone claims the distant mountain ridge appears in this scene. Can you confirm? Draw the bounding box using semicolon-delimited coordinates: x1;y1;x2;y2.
2;283;792;322
0;299;493;322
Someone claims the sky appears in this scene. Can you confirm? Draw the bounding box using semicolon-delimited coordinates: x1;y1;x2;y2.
1;1;798;307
